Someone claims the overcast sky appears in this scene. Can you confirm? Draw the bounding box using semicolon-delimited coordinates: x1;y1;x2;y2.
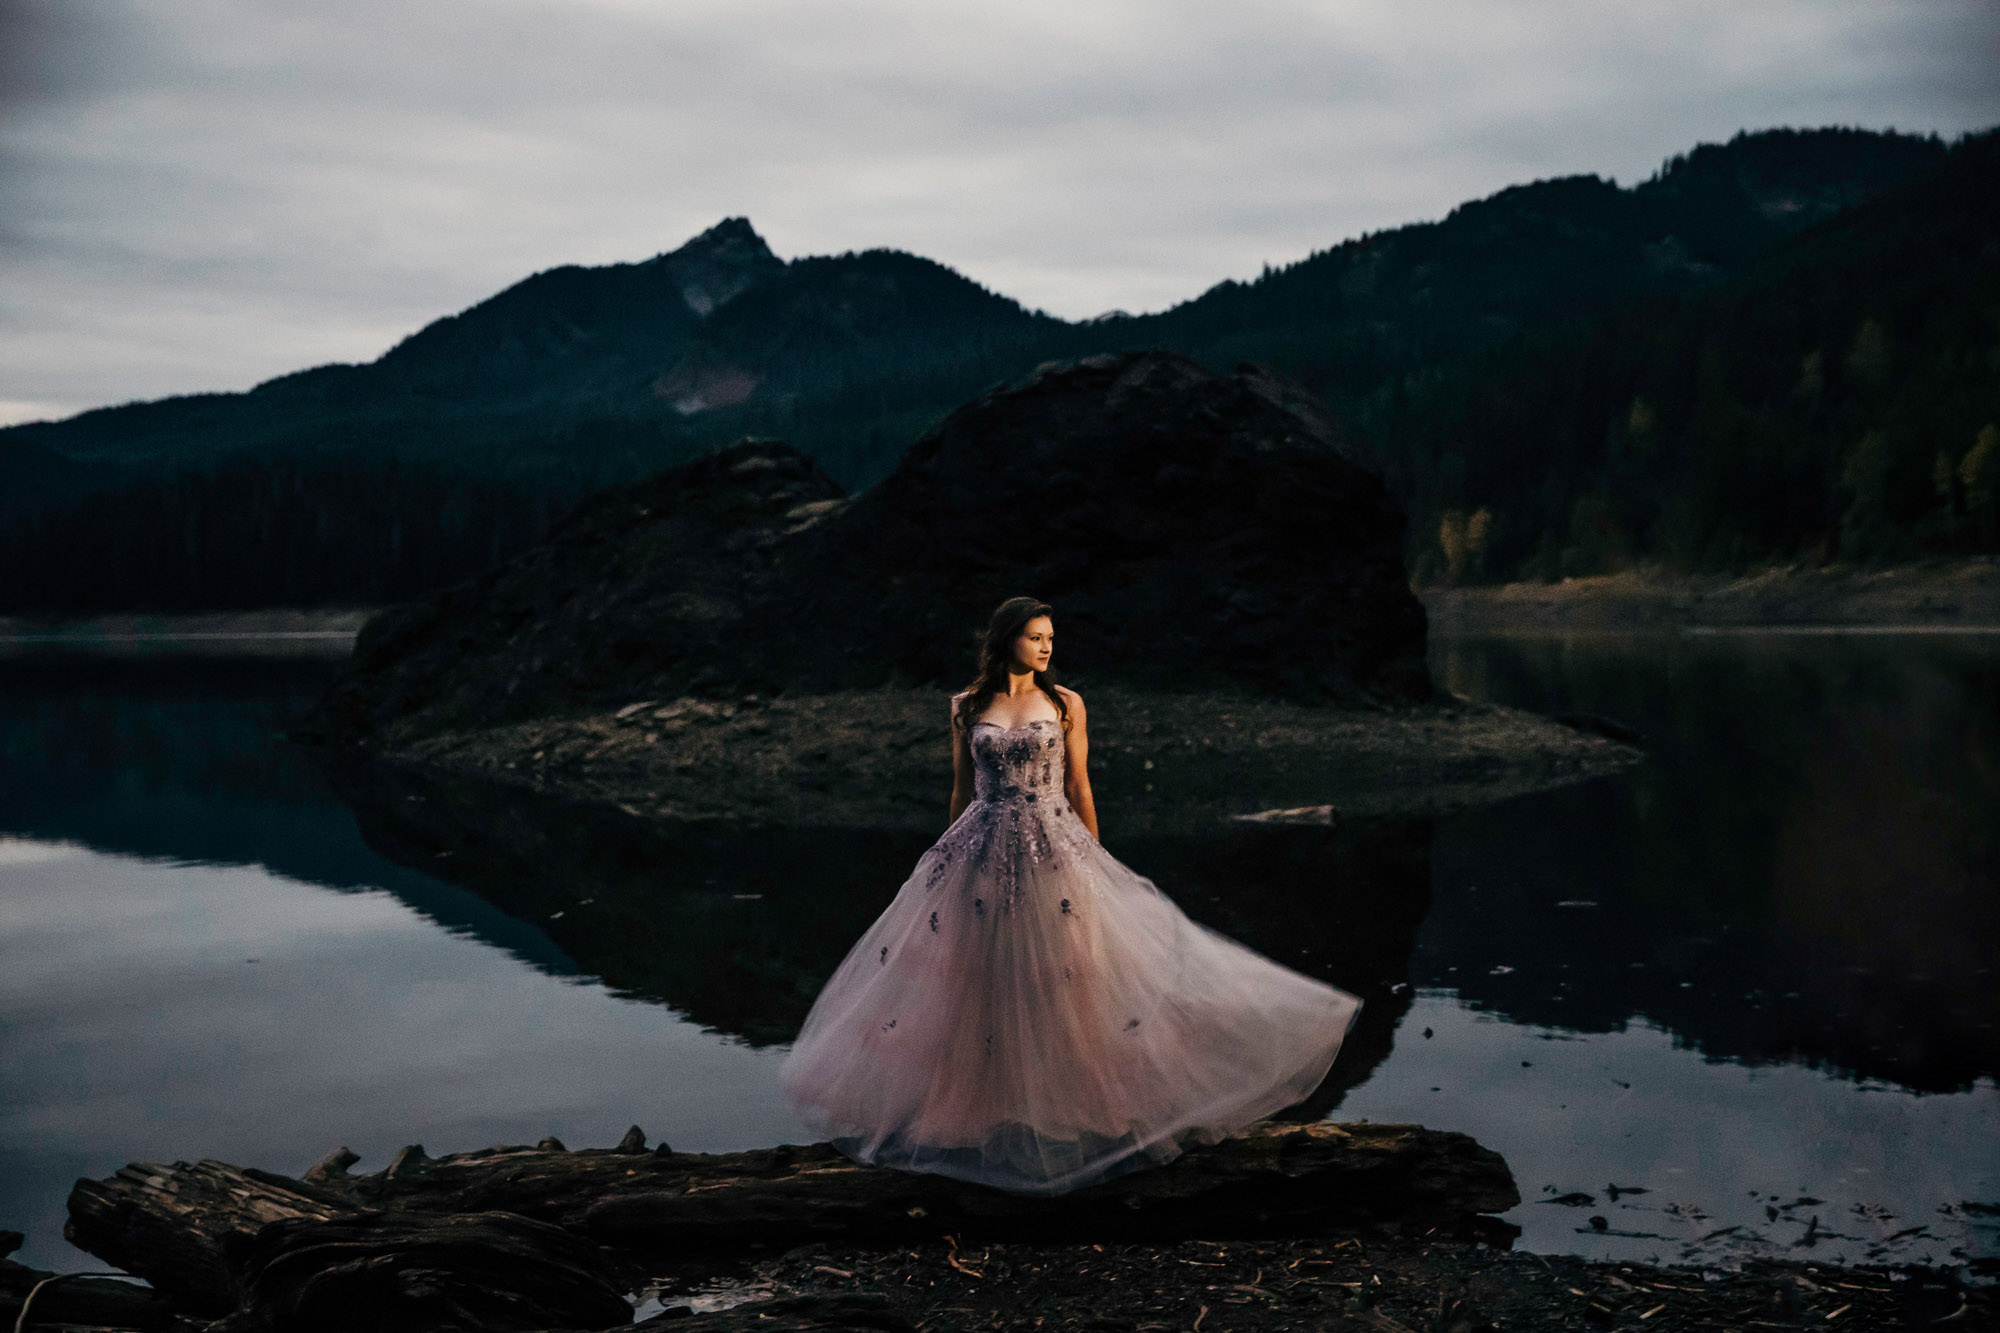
3;0;1996;426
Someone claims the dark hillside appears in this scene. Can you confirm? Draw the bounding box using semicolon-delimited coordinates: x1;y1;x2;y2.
365;216;785;406
1118;127;1947;399
672;249;1056;395
3;219;786;471
1370;127;2000;580
0;436;102;501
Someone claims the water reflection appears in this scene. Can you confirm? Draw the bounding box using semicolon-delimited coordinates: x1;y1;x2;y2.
0;651;578;974
1428;633;2000;1091
0;650;815;1274
324;754;1431;1099
0;836;807;1275
1342;994;1999;1268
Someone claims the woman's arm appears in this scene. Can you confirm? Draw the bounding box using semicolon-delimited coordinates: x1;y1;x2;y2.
948;696;974;825
1058;688;1099;840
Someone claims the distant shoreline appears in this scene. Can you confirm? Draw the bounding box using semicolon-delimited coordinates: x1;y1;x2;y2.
0;607;373;646
7;559;2000;646
1423;557;2000;634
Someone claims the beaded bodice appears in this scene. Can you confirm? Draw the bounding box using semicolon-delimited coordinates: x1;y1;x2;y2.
969;719;1065;805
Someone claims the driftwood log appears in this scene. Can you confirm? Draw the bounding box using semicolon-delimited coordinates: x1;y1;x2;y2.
349;1123;1518;1249
208;1211;634;1333
0;1229;174;1331
66;1122;1516;1318
64;1158;360;1313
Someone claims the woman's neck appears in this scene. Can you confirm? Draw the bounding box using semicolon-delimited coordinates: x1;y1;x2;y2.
1003;671;1039;697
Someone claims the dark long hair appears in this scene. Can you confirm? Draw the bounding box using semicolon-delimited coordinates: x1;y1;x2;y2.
953;596;1070;734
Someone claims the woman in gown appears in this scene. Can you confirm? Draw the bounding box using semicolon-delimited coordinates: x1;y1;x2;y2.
776;597;1361;1195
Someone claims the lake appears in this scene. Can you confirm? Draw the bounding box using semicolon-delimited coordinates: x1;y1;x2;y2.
1;630;1995;1278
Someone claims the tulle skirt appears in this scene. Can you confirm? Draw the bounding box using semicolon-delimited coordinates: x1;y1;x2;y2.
776;793;1361;1195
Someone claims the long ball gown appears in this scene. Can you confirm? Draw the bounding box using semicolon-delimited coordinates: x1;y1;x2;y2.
776;715;1362;1195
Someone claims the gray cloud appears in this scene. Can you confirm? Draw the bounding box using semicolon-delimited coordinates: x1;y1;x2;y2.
2;0;1997;423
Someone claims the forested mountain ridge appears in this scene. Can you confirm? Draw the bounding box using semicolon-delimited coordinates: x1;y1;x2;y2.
1369;126;2000;581
1112;126;1947;400
0;126;1972;613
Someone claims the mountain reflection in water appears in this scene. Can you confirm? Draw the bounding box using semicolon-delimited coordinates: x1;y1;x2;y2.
1429;632;1999;1093
327;753;1429;1104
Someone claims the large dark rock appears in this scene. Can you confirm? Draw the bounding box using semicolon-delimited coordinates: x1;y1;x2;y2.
763;350;1428;700
308;439;846;743
308;352;1428;745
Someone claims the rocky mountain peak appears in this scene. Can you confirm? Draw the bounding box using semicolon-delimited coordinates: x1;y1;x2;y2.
657;217;785;316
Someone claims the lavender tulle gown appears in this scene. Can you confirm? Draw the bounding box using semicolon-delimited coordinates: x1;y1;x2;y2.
776;717;1362;1195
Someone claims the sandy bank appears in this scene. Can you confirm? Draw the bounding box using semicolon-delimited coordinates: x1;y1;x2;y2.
1424;558;2000;634
0;607;373;645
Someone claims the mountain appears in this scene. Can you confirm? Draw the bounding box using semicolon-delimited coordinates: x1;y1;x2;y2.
0;126;1968;613
363;215;783;407
2;217;1061;480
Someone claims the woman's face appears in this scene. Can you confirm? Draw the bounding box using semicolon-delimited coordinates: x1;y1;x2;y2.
1011;615;1054;675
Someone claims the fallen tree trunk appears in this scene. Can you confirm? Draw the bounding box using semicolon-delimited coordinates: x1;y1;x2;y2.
209;1211;635;1333
65;1158;361;1312
67;1122;1516;1309
1;1230;174;1331
405;1123;1518;1252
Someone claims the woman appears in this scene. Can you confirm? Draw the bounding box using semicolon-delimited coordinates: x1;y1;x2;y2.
777;596;1360;1195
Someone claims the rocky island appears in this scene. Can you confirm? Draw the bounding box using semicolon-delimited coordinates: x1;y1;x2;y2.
301;351;1639;830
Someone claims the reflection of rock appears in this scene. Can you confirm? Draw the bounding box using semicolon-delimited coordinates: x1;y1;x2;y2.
1125;819;1433;1115
1430;778;2000;1092
307;352;1429;748
321;755;1434;1059
1425;635;2000;1092
325;753;922;1044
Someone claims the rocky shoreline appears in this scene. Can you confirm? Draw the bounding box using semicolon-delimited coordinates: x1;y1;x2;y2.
698;1232;1985;1331
370;685;1642;836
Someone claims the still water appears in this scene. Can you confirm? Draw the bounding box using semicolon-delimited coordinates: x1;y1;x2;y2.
1;634;1995;1277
